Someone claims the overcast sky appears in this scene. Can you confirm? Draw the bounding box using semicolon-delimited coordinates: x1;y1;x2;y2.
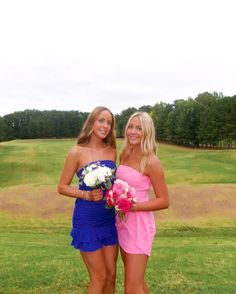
0;0;235;116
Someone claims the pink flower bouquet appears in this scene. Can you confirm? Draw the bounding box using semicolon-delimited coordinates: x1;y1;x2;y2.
105;179;136;220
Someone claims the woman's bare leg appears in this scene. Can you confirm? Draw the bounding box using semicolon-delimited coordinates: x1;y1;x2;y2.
102;244;118;294
81;249;108;294
120;247;149;294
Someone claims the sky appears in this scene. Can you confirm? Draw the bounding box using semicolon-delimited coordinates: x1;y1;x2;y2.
0;0;235;116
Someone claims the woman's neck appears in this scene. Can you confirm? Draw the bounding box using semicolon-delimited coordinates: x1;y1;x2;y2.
87;135;107;150
129;145;141;157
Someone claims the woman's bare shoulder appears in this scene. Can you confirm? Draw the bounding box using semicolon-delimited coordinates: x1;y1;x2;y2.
149;153;161;166
68;145;83;157
145;153;162;174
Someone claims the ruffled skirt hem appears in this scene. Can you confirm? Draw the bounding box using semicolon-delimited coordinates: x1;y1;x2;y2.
71;225;118;252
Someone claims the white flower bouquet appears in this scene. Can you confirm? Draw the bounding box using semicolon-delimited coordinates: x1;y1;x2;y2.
79;161;115;190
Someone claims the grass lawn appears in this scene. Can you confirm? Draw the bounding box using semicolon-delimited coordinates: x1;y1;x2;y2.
0;218;235;294
0;139;236;293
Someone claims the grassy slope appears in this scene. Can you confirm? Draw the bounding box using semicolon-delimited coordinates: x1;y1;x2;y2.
157;143;236;184
1;138;236;187
0;139;73;188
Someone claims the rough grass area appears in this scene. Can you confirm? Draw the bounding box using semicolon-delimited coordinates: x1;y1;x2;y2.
0;184;235;221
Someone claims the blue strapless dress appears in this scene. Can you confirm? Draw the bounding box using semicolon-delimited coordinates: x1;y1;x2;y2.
71;160;118;252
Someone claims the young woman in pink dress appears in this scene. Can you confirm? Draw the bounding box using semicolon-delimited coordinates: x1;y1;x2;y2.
115;112;169;294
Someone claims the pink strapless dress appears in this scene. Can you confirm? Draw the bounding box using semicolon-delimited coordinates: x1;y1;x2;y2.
115;165;156;256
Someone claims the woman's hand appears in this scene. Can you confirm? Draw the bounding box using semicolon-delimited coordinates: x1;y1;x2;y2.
87;189;103;201
130;202;138;212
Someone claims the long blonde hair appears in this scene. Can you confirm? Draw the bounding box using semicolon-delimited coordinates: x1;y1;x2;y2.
122;112;157;173
77;106;116;148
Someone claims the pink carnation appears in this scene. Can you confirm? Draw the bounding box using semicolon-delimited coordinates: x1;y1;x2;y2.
106;190;115;207
116;198;132;213
127;187;135;198
107;197;115;207
112;182;126;195
105;179;136;220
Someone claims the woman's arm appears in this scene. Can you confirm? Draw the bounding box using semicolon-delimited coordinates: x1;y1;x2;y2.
132;155;169;212
58;146;87;199
58;146;105;201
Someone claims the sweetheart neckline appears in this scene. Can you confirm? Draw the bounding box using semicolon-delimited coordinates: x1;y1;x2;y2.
118;164;150;179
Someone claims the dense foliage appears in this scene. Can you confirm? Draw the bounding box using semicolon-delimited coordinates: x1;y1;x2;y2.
1;92;235;148
1;110;88;140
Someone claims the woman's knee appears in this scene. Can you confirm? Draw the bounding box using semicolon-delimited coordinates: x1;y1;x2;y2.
107;267;116;284
125;280;144;294
91;269;108;284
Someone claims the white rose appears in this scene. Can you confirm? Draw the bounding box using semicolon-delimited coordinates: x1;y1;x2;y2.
84;172;96;187
95;168;106;182
90;164;97;169
103;166;112;176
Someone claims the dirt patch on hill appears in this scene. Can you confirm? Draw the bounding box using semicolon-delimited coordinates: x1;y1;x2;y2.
0;185;74;219
155;184;236;221
0;184;235;221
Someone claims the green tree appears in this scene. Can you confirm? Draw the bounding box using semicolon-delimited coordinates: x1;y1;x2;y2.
215;95;236;148
151;102;172;142
0;116;6;142
3;110;88;140
196;92;219;147
138;105;152;113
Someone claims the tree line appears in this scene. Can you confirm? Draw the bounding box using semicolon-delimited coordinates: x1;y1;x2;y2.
0;92;235;148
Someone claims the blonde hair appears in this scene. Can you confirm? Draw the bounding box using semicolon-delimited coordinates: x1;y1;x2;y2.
77;106;116;148
122;112;157;173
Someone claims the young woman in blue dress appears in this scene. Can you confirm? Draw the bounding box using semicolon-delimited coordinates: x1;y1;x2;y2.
58;106;118;294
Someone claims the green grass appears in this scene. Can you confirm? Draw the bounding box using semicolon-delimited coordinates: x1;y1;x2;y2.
0;139;74;188
0;217;235;294
157;143;236;184
0;139;236;187
0;139;236;293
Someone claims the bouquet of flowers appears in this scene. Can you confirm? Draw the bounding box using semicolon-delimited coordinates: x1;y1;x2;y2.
79;161;115;190
106;179;136;220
